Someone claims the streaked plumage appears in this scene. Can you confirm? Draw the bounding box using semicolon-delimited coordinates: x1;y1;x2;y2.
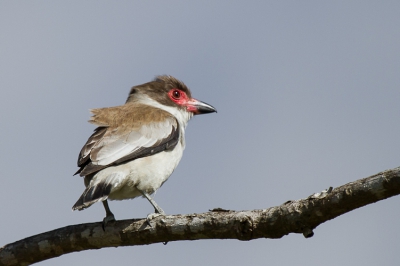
72;75;216;224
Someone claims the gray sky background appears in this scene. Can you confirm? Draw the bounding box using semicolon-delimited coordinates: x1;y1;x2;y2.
1;1;400;265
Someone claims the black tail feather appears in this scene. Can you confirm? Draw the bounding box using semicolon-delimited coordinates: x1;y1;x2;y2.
72;182;112;211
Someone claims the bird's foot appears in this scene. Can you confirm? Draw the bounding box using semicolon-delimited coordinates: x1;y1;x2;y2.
102;213;116;231
146;210;165;227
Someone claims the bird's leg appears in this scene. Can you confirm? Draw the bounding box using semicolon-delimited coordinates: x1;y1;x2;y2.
140;190;165;214
102;200;115;230
138;189;165;225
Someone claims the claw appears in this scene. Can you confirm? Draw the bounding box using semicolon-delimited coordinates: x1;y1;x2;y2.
146;212;165;227
102;213;116;231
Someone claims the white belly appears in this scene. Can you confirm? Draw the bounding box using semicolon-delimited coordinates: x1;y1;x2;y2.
88;141;184;201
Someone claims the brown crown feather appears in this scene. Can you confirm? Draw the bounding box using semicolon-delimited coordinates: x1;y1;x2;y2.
126;75;192;105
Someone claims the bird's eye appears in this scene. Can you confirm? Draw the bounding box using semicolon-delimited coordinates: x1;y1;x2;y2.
172;90;181;99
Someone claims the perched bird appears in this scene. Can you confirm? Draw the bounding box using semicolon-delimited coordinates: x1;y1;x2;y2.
72;75;216;225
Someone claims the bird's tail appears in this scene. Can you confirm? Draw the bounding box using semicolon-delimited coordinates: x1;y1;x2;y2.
72;182;112;211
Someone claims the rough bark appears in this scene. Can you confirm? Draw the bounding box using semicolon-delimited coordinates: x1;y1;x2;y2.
1;166;400;266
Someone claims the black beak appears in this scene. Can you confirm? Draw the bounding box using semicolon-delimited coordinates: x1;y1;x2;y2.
187;98;217;115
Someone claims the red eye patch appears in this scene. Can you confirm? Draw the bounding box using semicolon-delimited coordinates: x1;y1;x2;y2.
168;89;189;105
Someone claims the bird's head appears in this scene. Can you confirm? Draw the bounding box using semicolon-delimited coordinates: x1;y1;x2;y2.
126;75;217;116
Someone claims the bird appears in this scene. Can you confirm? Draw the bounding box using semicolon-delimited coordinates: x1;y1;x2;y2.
72;75;216;225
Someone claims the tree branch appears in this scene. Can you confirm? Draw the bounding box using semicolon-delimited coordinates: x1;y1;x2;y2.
1;167;400;266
